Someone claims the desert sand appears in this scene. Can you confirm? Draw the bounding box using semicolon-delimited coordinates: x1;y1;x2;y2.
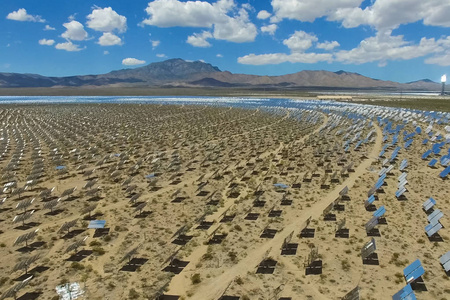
0;100;448;300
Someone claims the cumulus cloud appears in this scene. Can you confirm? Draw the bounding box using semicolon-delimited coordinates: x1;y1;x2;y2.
283;31;318;52
39;39;55;46
261;24;277;35
6;8;45;22
270;0;362;23
44;25;55;31
334;31;444;64
142;0;228;27
238;30;331;65
269;0;450;31
156;54;167;58
216;53;223;57
87;7;127;33
61;20;88;41
257;10;271;20
317;41;340;50
122;58;146;65
142;0;257;43
238;52;333;65
213;8;257;43
98;32;122;46
330;0;450;30
55;41;84;52
151;40;160;49
104;50;110;55
425;52;450;66
187;31;213;47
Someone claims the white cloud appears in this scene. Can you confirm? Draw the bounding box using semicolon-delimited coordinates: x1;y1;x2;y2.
335;31;444;64
187;31;213;47
257;10;271;20
261;24;277;35
156;54;167;58
87;7;127;33
122;58;146;65
330;0;450;30
39;39;55;46
317;41;340;50
238;30;331;65
283;31;318;52
216;53;223;57
61;20;88;41
151;40;160;49
241;3;253;11
425;52;450;66
98;32;122;46
238;52;332;65
213;8;257;43
44;25;55;31
270;0;362;23
269;0;450;31
55;41;84;52
6;8;45;22
104;50;110;55
142;0;257;43
142;0;229;27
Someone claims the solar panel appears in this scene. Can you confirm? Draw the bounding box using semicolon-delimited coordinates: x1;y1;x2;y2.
403;259;425;284
364;195;376;208
398;179;408;188
439;165;450;178
361;238;376;259
339;186;349;197
373;206;386;218
375;180;384;190
399;159;408;171
12;253;41;273
13;210;35;224
427;209;443;224
58;219;78;233
66;236;88;253
423;198;436;212
336;218;346;232
134;202;147;214
83;179;97;189
129;192;142;204
85;186;101;197
365;217;379;232
0;276;33;300
425;222;442;237
88;220;106;229
392;284;416;300
428;159;438;167
395;187;406;198
81;203;97;215
15;198;35;211
439;251;450;272
342;286;359;300
14;229;39;246
39;187;55;199
386;165;394;173
61;187;76;198
121;245;140;263
421;150;432;159
43;198;61;211
399;172;407;181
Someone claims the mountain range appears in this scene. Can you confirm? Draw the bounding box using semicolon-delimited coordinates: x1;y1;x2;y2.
0;58;444;91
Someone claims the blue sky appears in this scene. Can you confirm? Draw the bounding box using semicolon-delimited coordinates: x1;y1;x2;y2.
1;0;449;83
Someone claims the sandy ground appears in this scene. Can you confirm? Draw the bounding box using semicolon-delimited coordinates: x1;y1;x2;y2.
0;102;448;300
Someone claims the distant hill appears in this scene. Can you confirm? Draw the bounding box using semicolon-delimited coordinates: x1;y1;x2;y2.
0;58;445;91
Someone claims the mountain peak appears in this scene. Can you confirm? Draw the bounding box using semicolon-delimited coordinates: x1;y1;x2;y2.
407;78;436;84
